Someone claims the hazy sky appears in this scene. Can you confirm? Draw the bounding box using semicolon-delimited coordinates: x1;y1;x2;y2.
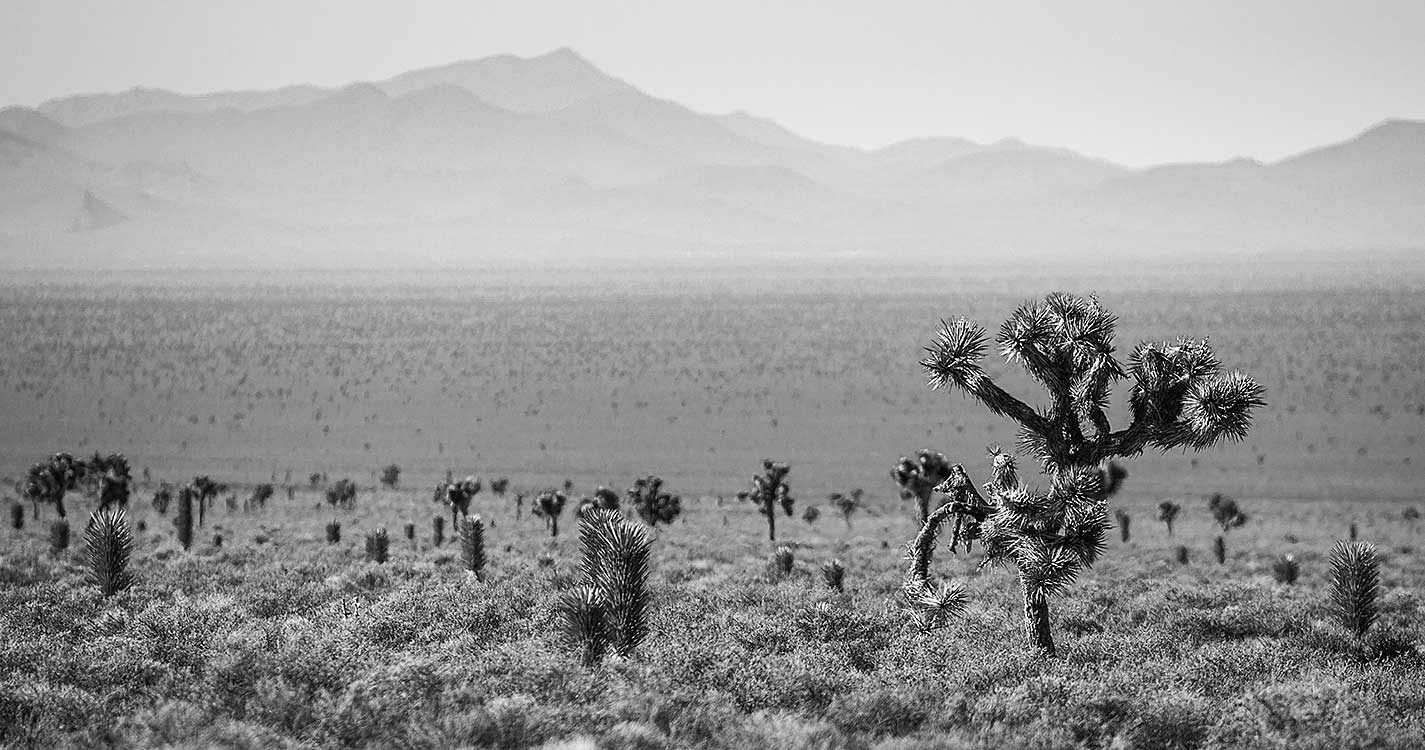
2;0;1421;166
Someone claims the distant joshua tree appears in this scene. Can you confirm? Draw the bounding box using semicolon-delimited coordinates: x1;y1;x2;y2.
22;452;86;519
891;449;953;523
490;478;510;496
534;489;569;537
380;464;401;489
911;293;1264;655
191;476;225;526
746;460;793;541
829;489;863;530
325;479;357;511
365;528;389;564
151;483;174;515
627;476;681;527
801;505;820;525
578;486;622;518
1157;501;1181;537
309;472;324;490
435;476;481;530
247;483;274;512
1207;493;1248;564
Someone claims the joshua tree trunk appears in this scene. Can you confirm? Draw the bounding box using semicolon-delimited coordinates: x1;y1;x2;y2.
198;496;206;527
765;501;776;541
1024;593;1055;656
551;516;559;537
54;494;67;519
916;492;929;524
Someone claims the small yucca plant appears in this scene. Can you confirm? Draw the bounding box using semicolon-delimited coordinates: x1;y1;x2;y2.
84;507;134;597
557;508;654;666
49;520;70;554
459;515;486;579
821;559;845;592
404;522;415;543
1157;501;1181;536
11;502;24;530
433;516;445;546
802;505;820;525
1213;535;1227;564
365;528;389;564
1175;545;1189;565
628;476;682;527
1271;553;1299;585
830;490;862;530
773;545;795;577
1329;540;1378;637
326;520;341;544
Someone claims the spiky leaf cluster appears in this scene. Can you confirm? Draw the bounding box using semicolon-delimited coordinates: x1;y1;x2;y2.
1329;541;1379;637
821;559;845;592
915;293;1263;653
84;507;134;597
364;528;389;564
325;520;341;544
773;545;795;577
891;449;953;521
562;508;653;664
1272;553;1300;585
459;515;486;578
627;476;681;527
559;586;608;667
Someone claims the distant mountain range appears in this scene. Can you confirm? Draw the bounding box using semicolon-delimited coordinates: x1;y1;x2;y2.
1;47;1421;268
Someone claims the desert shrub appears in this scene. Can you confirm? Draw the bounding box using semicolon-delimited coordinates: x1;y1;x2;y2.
1272;553;1300;584
829;490;862;529
822;560;845;592
379;464;400;488
325;479;357;511
48;520;69;554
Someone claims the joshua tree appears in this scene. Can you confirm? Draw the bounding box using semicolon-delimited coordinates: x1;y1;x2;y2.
558;508;653;666
578;486;622;518
380;464;401;489
1329;540;1378;637
309;472;324;489
1207;493;1248;563
325;479;357;511
747;460;793;541
22;452;84;519
913;293;1264;655
84;506;134;597
830;490;862;530
534;489;568;537
247;483;274;512
174;485;195;551
801;505;820;525
435;476;481;530
365;528;389;564
491;478;510;496
891;449;953;523
192;475;225;526
822;559;846;592
1157;501;1181;536
92;454;133;514
627;476;681;527
459;515;486;579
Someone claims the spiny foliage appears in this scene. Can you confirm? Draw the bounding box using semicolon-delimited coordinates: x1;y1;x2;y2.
746;460;793;541
917;293;1264;655
84;506;134;597
325;479;358;511
891;449;953;522
534;489;568;537
1157;500;1181;536
1272;553;1300;585
773;545;795;577
1329;541;1379;637
821;559;845;592
1208;493;1248;531
559;508;654;664
325;521;341;544
459;515;486;579
559;586;608;667
364;528;389;564
627;476;681;527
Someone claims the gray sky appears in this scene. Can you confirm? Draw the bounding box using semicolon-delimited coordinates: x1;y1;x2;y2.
2;0;1421;166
